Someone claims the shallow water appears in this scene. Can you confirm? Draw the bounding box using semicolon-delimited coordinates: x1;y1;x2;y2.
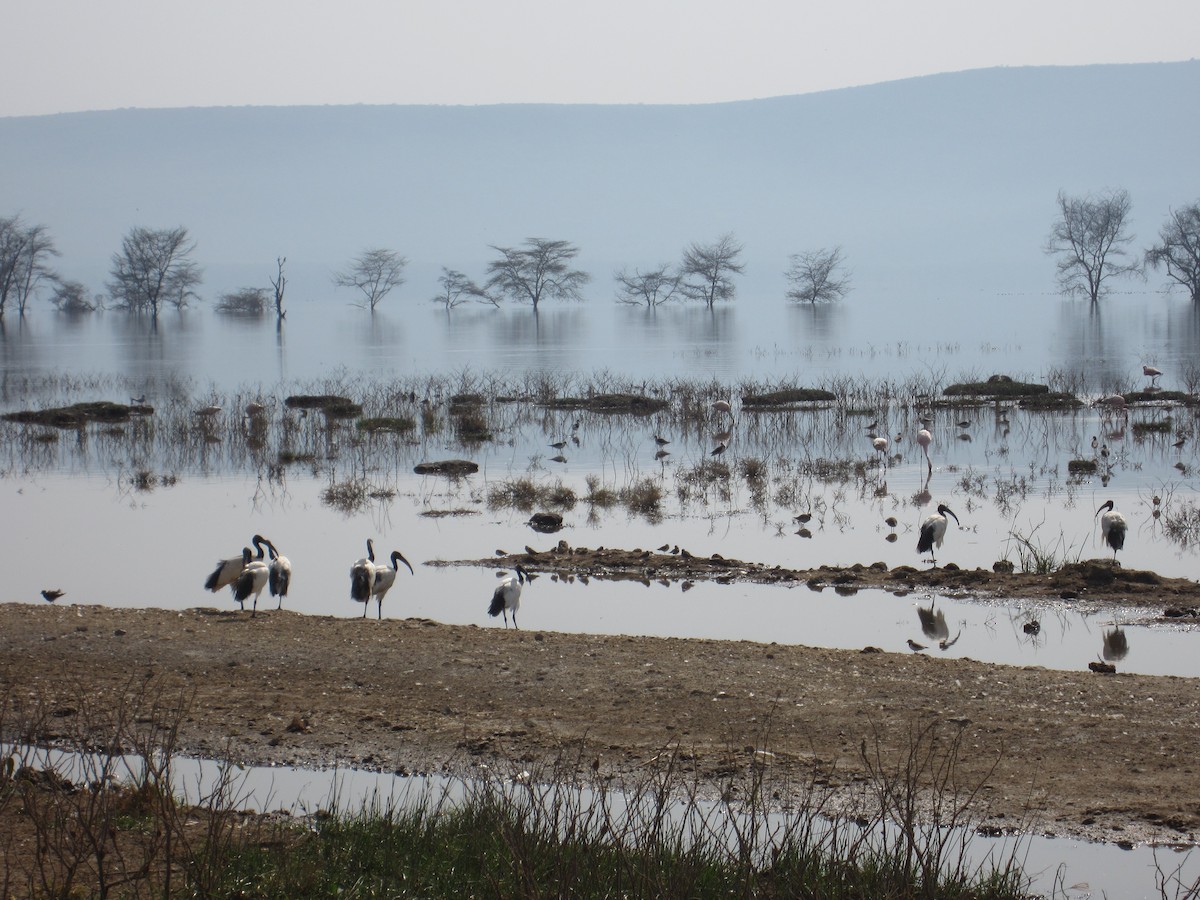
11;745;1197;899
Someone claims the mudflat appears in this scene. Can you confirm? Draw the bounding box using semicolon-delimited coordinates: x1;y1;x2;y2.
2;554;1198;847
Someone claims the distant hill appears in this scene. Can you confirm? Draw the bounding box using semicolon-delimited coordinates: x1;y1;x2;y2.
2;61;1198;298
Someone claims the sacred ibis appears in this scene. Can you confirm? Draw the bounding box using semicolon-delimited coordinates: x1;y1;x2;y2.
1095;500;1127;558
350;539;377;615
488;564;528;629
369;550;415;619
916;504;960;566
268;544;291;609
205;535;273;593
233;547;270;616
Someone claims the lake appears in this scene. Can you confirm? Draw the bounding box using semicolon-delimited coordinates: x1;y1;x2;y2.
1;286;1198;682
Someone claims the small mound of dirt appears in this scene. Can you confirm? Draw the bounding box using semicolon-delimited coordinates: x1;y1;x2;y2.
543;394;668;415
284;395;362;417
3;401;144;428
414;459;480;475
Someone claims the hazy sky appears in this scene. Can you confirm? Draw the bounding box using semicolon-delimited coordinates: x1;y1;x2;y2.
4;0;1198;116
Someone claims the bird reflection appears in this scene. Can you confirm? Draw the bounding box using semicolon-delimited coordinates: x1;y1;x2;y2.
1102;626;1129;662
917;600;949;643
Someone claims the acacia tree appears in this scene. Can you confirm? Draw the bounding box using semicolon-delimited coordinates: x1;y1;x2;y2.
431;267;490;310
334;248;407;311
107;226;202;319
0;214;59;318
785;247;851;304
1145;201;1200;302
484;238;590;311
614;265;682;308
680;233;744;308
1044;189;1139;304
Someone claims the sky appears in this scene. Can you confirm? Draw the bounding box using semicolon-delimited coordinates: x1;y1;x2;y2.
3;0;1199;117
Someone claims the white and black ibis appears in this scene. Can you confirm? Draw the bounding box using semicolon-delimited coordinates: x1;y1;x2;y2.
350;539;377;615
917;504;960;566
233;547;270;616
268;543;291;609
205;535;273;593
488;564;528;629
369;550;414;619
1095;500;1127;558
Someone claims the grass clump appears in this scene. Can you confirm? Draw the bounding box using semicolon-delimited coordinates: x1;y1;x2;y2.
3;401;140;428
741;387;836;409
356;415;417;434
488;477;577;512
942;378;1050;398
285;395;363;418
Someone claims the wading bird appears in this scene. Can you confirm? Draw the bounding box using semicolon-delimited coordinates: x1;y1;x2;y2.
1095;500;1127;558
233;547;270;616
40;589;65;603
917;504;960;566
712;399;732;415
369;549;415;619
1143;364;1163;385
205;535;273;593
488;564;528;629
350;539;377;615
871;435;889;465
915;428;933;473
654;435;670;446
268;544;291;609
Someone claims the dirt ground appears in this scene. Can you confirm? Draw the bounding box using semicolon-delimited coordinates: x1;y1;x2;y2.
2;548;1200;848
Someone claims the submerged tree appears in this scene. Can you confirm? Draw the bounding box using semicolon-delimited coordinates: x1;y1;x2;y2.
1044;189;1138;304
107;226;202;319
1145;201;1200;302
48;279;101;314
270;256;288;320
334;248;407;311
614;265;682;308
0;214;59;318
432;267;490;310
484;238;590;311
215;287;268;315
785;247;851;304
679;233;744;309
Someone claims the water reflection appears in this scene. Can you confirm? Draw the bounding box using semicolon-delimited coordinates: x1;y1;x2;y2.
786;300;843;342
1102;625;1130;663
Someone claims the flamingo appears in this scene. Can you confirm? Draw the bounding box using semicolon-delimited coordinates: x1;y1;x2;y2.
915;428;933;473
268;544;291;609
917;504;960;566
488;565;528;629
1143;365;1163;385
205;535;273;593
350;539;377;616
233;547;270;616
1095;500;1127;558
872;435;889;465
369;550;414;619
712;399;732;415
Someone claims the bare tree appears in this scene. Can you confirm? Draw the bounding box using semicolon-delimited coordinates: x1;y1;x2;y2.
270;256;287;320
680;233;745;308
215;287;267;315
334;248;407;311
0;214;59;318
49;279;101;314
432;267;490;310
484;238;590;311
614;265;682;307
785;247;851;304
1146;201;1200;302
1044;189;1139;304
107;226;202;319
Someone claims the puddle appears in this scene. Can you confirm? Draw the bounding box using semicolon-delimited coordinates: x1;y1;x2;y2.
8;744;1195;899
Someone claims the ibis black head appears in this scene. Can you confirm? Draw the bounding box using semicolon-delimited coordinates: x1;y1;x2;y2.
1095;499;1115;517
514;564;529;584
242;547;253;564
366;538;375;561
391;550;414;576
937;504;960;525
